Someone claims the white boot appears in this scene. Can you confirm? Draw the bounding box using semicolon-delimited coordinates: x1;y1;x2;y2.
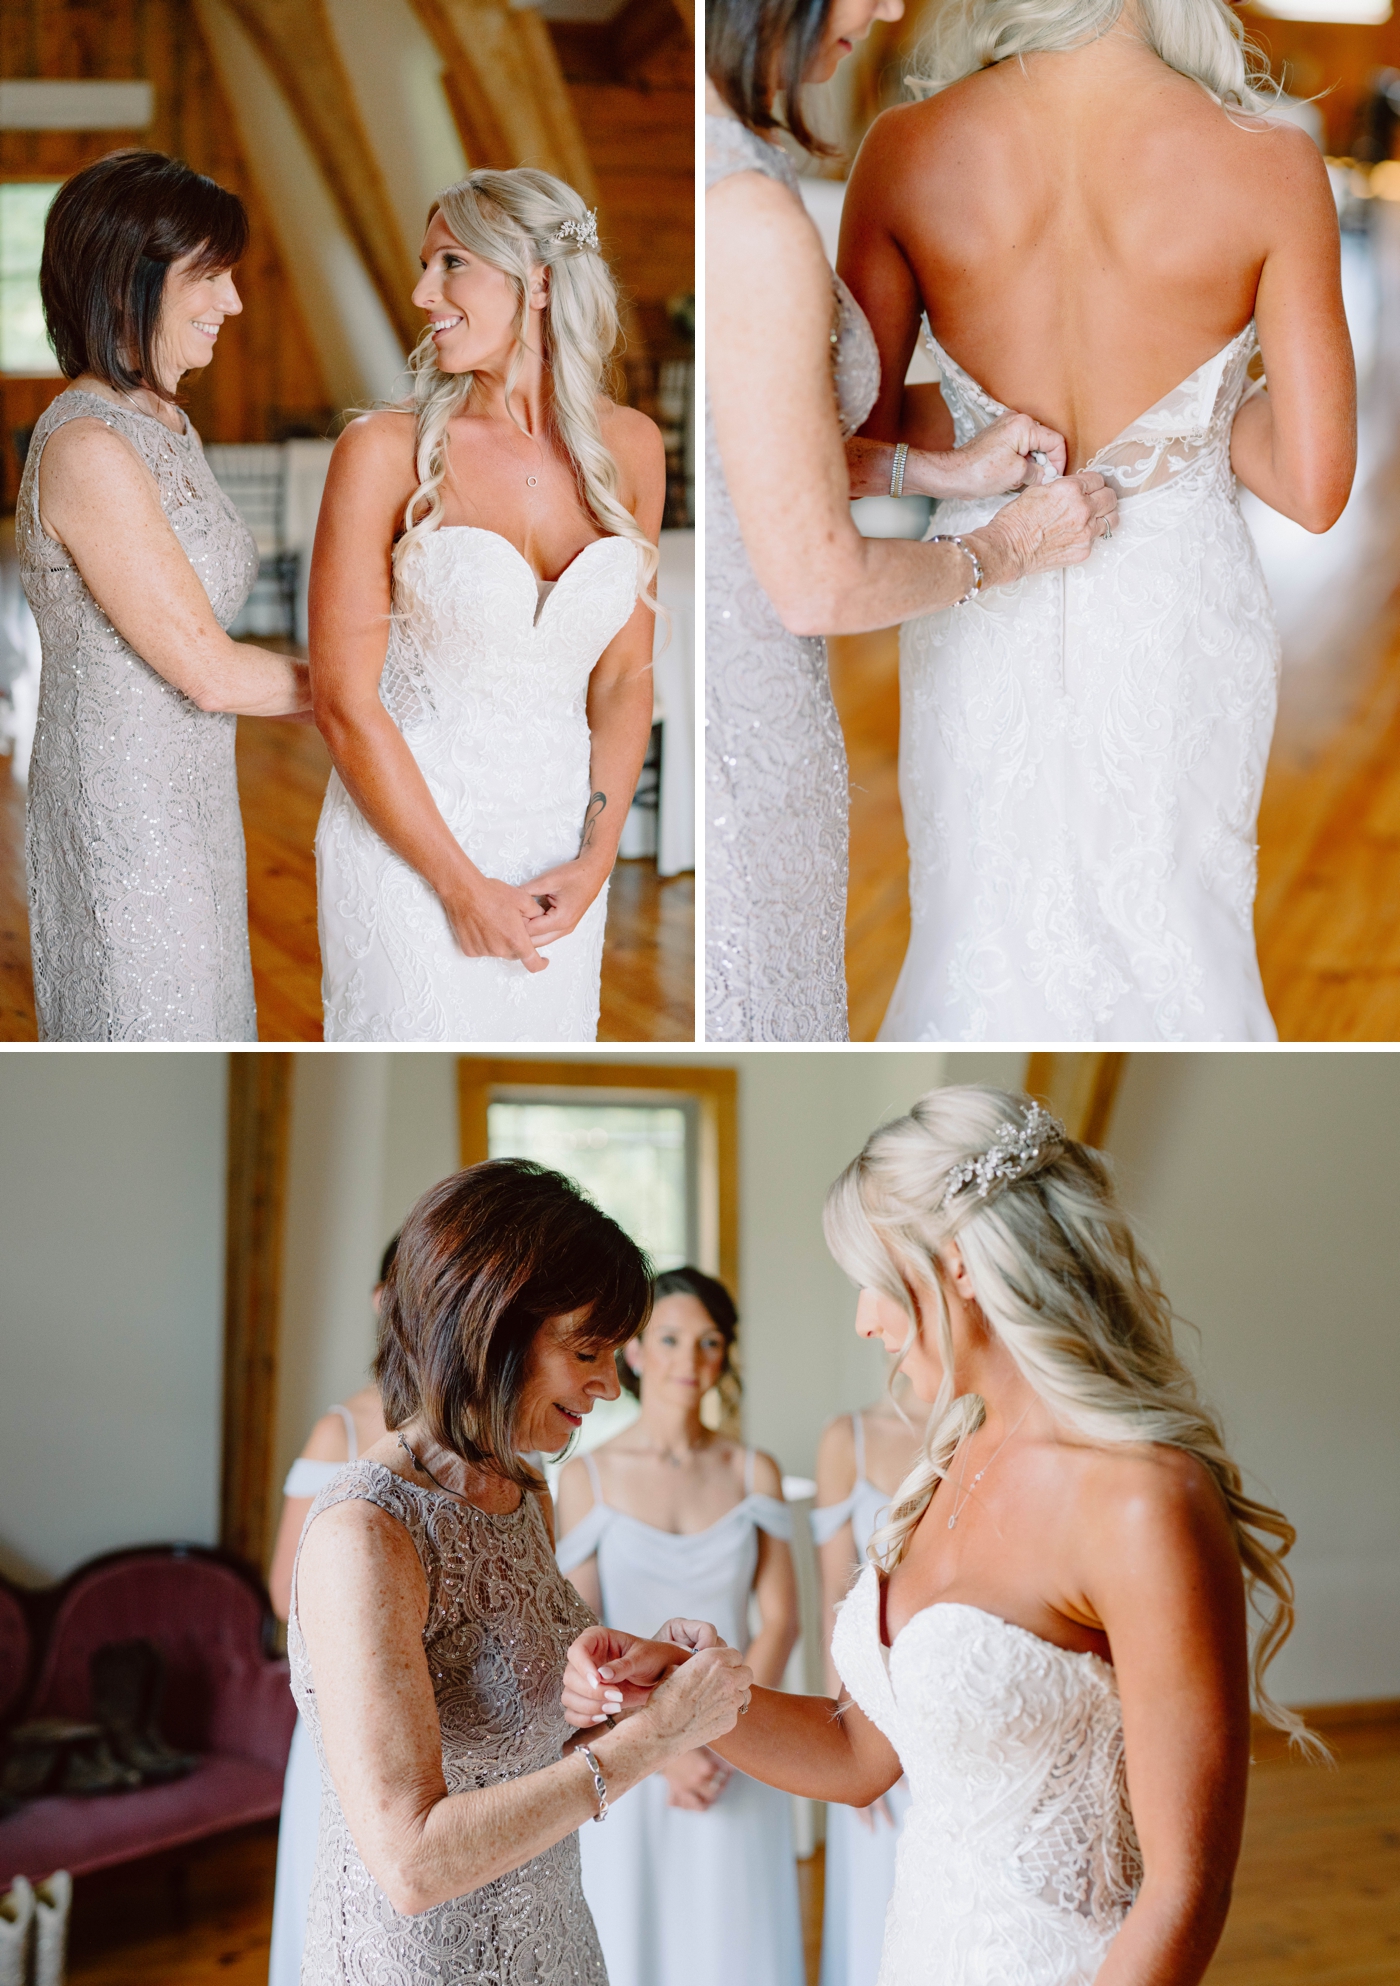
32;1873;71;1986
0;1876;33;1986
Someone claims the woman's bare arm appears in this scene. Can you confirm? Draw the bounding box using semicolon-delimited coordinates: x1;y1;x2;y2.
562;1625;900;1807
815;1416;860;1697
1230;127;1355;532
707;170;1115;637
1073;1451;1252;1986
308;413;547;973
523;409;665;944
555;1456;603;1617
266;1410;356;1622
36;421;308;716
745;1452;800;1688
296;1497;752;1914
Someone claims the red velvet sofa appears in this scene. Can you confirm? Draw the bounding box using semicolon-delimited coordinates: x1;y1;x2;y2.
0;1545;295;1884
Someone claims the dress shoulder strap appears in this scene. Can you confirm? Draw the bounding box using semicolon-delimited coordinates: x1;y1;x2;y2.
705;114;802;197
330;1402;358;1462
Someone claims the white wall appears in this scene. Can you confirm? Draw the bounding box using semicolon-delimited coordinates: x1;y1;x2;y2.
0;1055;227;1583
272;1052;461;1492
1104;1052;1400;1706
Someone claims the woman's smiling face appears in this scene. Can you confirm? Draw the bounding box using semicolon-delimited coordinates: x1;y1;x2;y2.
153;251;242;387
807;0;905;86
411;209;545;376
515;1309;623;1454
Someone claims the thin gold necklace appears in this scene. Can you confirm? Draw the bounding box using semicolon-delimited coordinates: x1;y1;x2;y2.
944;1406;1030;1531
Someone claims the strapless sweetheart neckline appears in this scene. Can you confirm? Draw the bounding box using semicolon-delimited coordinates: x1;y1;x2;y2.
920;316;1256;470
881;1595;1114;1672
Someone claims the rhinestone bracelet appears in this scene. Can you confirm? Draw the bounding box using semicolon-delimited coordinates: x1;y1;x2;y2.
889;441;909;500
929;532;984;606
578;1743;608;1822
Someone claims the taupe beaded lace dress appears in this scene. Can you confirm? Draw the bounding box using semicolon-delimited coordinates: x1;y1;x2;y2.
288;1460;608;1986
16;389;259;1041
704;116;879;1042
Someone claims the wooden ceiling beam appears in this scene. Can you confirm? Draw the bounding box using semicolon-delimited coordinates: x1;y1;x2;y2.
407;0;599;204
218;0;423;351
612;0;690;81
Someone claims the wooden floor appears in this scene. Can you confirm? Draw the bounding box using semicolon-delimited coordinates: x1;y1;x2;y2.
833;215;1400;1046
57;1715;1400;1986
0;708;694;1044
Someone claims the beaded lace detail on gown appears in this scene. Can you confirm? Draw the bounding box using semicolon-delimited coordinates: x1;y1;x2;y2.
16;390;259;1042
316;528;639;1041
882;320;1279;1043
832;1567;1142;1986
288;1461;606;1986
704;116;879;1041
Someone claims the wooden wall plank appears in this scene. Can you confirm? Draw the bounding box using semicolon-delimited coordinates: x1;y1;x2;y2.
221;1051;292;1573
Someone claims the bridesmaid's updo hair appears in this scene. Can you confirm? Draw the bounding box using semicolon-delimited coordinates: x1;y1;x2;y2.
375;1159;653;1490
40;150;248;403
707;0;838;157
620;1266;742;1405
824;1084;1320;1756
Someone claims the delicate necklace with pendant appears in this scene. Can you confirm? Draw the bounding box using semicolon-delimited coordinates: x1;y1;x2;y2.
944;1406;1030;1530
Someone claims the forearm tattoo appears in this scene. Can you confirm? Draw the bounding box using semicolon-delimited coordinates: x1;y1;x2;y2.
580;790;607;854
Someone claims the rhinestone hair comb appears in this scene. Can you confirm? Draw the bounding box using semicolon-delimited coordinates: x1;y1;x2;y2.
941;1102;1066;1210
552;210;599;252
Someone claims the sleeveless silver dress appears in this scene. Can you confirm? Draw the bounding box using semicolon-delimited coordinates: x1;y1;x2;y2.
704;116;880;1041
16;389;259;1041
288;1460;608;1986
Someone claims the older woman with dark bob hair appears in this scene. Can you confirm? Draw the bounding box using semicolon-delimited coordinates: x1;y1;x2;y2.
16;150;310;1042
704;0;1118;1042
289;1159;753;1986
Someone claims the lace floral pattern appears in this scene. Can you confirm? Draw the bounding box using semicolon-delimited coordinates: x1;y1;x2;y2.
316;527;639;1041
288;1461;606;1986
832;1569;1141;1986
880;321;1279;1042
704;116;880;1041
16;390;259;1042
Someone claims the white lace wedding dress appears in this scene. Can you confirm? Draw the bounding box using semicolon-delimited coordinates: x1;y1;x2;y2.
832;1565;1142;1985
882;320;1280;1043
317;526;640;1041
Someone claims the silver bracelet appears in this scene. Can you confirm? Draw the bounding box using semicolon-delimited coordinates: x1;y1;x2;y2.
929;532;984;605
578;1743;608;1822
889;441;909;500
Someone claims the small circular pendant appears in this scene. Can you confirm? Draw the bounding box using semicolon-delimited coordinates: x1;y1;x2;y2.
947;1515;957;1530
526;475;538;487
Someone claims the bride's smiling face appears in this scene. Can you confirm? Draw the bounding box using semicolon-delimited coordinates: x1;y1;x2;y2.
412;209;547;377
807;0;905;86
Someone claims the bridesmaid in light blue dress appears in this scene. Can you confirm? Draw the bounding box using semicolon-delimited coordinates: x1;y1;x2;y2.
555;1270;804;1986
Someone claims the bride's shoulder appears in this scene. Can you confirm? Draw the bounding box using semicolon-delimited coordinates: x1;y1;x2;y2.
324;409;417;508
1069;1440;1234;1555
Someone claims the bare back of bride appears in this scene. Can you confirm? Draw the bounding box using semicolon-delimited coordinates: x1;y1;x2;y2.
841;0;1356;1045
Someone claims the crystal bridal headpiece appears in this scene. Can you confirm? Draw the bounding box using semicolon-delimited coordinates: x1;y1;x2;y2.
552;210;599;252
941;1102;1066;1210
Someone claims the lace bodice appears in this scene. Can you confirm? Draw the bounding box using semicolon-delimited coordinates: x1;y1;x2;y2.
704;115;878;1041
316;527;639;1041
17;389;258;1042
833;1566;1141;1984
288;1460;606;1986
923;316;1260;498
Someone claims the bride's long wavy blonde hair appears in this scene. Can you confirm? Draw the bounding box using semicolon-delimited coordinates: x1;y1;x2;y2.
824;1084;1321;1755
395;167;657;610
905;0;1279;114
